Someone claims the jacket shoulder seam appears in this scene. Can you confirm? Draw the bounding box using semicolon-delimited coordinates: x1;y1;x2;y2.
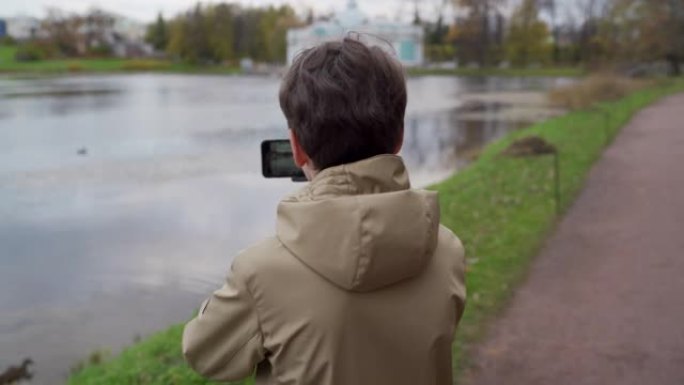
352;195;369;288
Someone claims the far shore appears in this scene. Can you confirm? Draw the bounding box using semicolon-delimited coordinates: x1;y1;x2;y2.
0;63;585;78
0;54;585;79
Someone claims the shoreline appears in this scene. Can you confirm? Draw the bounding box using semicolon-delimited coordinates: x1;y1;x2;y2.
0;48;583;79
0;65;584;79
0;66;584;78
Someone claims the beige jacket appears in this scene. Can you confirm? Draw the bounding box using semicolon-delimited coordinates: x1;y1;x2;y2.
183;155;467;385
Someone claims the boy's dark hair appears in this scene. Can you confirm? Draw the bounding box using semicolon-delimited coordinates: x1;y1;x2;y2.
279;37;407;171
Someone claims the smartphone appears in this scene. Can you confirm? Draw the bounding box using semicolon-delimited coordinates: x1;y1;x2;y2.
261;140;307;182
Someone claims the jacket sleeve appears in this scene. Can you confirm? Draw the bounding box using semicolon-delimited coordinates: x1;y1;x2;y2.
182;266;265;381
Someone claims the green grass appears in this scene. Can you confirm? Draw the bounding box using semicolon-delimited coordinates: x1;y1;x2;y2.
67;324;253;385
66;78;684;385
409;66;586;78
432;77;684;381
1;45;579;78
0;45;241;75
0;45;16;63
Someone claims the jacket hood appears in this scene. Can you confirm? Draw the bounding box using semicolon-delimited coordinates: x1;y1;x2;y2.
276;155;440;292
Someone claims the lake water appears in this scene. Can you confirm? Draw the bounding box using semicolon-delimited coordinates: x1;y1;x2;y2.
0;74;569;383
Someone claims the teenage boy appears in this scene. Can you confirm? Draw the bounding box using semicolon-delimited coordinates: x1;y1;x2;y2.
183;37;467;385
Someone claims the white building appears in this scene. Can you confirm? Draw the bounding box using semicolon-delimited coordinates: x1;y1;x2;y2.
287;0;424;67
6;16;41;40
78;10;151;57
112;16;147;45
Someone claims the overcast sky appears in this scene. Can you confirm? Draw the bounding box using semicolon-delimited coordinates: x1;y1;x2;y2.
0;0;585;26
0;0;449;23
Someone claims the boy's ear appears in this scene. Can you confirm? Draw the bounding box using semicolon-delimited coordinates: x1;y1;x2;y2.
289;130;310;168
393;127;404;154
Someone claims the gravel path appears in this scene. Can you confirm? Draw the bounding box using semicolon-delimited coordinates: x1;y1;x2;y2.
464;93;684;385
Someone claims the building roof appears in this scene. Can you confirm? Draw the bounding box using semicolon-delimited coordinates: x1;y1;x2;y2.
335;0;367;28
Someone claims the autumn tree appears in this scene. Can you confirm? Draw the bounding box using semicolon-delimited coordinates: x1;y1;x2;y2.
166;3;301;64
81;9;116;56
146;13;169;52
166;17;187;59
451;0;507;67
605;0;684;75
568;0;611;64
422;0;455;62
662;0;684;75
505;0;552;67
169;4;227;63
426;0;450;45
41;8;82;56
207;4;235;61
538;0;560;63
254;6;301;63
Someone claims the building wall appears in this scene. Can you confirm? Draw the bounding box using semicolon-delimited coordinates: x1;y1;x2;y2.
287;23;424;67
0;20;7;38
6;17;40;40
287;1;424;68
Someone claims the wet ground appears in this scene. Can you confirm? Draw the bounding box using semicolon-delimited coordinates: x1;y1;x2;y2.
0;74;570;384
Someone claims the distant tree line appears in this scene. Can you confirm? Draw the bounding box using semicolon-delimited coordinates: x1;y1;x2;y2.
146;3;302;64
4;0;683;74
5;3;303;64
10;8;123;61
421;0;684;75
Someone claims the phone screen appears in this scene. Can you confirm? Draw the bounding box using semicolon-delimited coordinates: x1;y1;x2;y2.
261;140;306;181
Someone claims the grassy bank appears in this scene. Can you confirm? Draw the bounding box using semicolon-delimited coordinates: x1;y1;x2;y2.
0;46;240;75
2;45;581;78
67;78;684;385
68;324;252;385
434;76;684;381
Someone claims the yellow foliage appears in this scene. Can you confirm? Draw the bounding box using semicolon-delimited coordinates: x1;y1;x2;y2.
121;60;170;71
505;0;552;67
67;62;84;72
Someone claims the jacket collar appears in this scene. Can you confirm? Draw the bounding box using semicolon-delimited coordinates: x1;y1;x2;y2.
286;155;411;202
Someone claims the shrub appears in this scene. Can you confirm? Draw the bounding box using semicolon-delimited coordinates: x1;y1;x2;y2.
549;74;648;110
426;44;456;63
14;42;48;62
121;60;171;71
0;36;16;46
87;44;113;57
67;62;84;72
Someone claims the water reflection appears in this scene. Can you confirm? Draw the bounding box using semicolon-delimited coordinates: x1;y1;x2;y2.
0;74;567;384
402;105;530;185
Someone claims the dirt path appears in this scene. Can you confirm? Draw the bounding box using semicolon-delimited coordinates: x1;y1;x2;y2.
464;93;684;385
